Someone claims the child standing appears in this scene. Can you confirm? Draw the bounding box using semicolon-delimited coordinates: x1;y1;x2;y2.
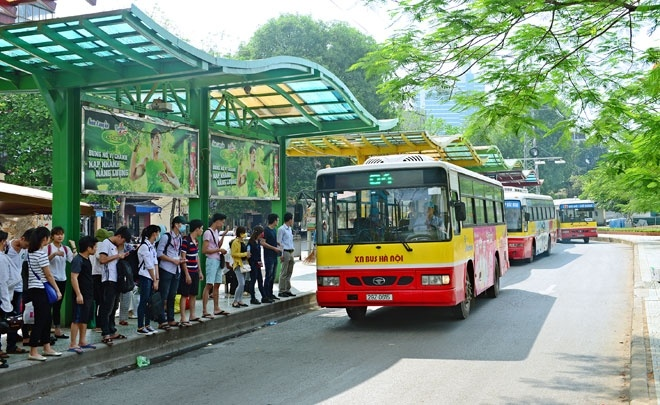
68;236;98;353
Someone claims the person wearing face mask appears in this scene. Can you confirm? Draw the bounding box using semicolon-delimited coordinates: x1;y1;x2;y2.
156;216;186;330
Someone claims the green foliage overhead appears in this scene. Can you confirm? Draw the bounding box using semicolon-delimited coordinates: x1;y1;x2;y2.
0;94;53;187
237;14;392;119
238;14;391;204
358;0;659;212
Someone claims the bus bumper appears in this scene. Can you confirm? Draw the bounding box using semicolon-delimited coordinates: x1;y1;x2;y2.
559;229;598;239
507;237;530;260
316;288;462;308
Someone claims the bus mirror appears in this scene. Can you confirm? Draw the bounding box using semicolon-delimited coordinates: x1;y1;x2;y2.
454;201;467;222
524;212;531;222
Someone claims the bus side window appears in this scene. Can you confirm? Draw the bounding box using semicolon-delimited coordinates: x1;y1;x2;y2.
451;191;461;235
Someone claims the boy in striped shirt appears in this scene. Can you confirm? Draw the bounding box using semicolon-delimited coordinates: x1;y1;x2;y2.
179;219;204;326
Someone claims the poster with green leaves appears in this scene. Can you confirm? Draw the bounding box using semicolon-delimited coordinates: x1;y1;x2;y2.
83;108;198;197
210;132;279;200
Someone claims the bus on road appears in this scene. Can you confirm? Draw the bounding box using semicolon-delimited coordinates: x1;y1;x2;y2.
504;187;556;263
314;154;509;320
554;198;598;243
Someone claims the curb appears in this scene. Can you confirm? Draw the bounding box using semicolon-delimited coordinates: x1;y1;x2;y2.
594;236;653;404
0;293;318;403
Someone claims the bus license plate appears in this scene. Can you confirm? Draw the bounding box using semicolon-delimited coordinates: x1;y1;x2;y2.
367;294;392;301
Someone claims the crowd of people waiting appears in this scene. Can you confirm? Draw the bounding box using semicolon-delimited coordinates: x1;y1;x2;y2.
0;211;297;367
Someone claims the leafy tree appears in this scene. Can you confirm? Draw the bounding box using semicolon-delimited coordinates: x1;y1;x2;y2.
238;15;391;205
237;14;391;119
0;94;52;187
357;0;659;211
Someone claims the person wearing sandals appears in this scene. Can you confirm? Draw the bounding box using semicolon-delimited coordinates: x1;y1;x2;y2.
230;226;250;308
26;226;63;361
201;213;230;319
136;225;160;336
68;236;98;354
97;227;132;346
178;219;203;326
46;226;75;340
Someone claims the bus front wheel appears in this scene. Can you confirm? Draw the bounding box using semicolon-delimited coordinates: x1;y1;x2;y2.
584;237;590;244
346;306;367;321
455;271;473;320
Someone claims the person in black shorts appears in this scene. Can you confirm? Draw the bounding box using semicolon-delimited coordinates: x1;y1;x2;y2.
68;236;98;354
179;219;204;326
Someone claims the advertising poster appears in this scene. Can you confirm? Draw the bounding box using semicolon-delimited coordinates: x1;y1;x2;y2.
209;133;279;200
83;108;198;197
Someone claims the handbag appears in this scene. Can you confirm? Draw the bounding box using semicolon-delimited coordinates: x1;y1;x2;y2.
44;282;58;304
28;253;59;304
23;302;35;325
239;262;251;274
7;314;23;330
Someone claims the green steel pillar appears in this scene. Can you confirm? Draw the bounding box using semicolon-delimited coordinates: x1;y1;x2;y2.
272;139;288;282
45;87;82;325
188;87;209;225
189;87;209;297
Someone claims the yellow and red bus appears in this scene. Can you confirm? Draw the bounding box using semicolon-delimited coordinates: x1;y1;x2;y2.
314;154;509;320
504;187;556;263
554;198;598;243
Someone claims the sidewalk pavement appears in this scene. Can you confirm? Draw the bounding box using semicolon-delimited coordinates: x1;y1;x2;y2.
2;238;660;403
594;234;660;404
0;254;320;402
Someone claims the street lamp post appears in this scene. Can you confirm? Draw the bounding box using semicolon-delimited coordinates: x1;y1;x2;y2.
532;157;565;194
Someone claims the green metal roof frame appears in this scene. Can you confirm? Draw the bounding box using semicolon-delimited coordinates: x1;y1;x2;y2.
0;5;395;139
286;131;541;185
286;132;485;165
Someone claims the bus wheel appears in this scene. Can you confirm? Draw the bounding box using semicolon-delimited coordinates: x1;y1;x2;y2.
527;244;535;264
455;272;473;320
584;237;590;244
546;240;552;256
486;260;500;298
346;307;367;321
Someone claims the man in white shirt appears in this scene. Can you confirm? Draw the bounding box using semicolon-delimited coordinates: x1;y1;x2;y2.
277;212;296;298
4;228;32;354
156;216;186;329
201;213;230;318
97;226;131;345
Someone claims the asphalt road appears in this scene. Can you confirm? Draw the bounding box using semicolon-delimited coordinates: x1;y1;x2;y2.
27;241;633;404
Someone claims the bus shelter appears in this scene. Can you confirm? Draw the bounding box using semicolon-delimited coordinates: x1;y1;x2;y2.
0;5;395;241
287;131;541;186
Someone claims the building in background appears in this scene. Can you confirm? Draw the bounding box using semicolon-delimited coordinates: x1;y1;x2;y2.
412;71;485;128
0;0;95;25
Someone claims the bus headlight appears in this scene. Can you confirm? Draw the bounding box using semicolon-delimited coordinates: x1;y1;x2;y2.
422;275;450;285
317;276;340;287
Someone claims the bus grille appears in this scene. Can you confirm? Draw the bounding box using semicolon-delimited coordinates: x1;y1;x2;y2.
346;276;413;286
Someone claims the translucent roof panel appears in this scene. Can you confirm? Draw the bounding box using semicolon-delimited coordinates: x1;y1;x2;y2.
0;6;396;139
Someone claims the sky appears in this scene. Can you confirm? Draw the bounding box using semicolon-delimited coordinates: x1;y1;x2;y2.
54;0;400;55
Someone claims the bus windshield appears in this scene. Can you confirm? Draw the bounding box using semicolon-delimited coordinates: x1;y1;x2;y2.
505;200;522;232
316;185;450;245
558;204;596;223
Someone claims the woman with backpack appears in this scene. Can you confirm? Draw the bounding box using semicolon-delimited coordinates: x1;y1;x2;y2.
136;225;160;336
229;226;250;308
